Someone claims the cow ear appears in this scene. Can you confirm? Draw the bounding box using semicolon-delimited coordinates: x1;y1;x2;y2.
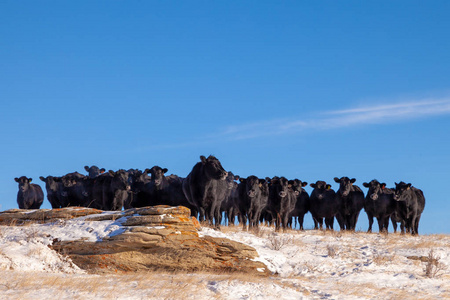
239;178;245;183
84;166;90;171
14;177;19;182
350;178;356;184
326;184;332;190
234;175;240;181
363;182;369;188
302;181;308;187
381;183;386;189
29;178;33;182
334;177;340;183
407;183;412;189
162;168;168;174
39;176;46;182
200;155;207;163
100;168;105;173
310;183;316;188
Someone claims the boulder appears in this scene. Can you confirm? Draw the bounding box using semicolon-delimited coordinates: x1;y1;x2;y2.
0;206;269;276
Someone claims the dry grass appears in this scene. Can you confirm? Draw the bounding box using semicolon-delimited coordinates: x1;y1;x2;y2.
372;253;395;265
0;270;275;299
423;249;447;278
326;244;338;258
249;225;267;238
267;232;293;250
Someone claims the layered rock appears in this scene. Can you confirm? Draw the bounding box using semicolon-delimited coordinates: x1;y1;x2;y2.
0;206;269;276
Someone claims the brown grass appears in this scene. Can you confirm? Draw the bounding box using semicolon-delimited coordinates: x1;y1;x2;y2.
372;253;395;265
267;232;293;250
326;244;338;258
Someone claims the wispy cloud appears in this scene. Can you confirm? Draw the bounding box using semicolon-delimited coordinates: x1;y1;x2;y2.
217;98;450;140
135;97;450;151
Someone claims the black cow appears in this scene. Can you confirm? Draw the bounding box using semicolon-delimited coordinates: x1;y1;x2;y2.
362;180;396;233
145;166;190;208
124;169;147;209
84;165;105;178
309;181;338;230
220;172;240;226
93;170;131;210
127;169;152;208
182;155;228;229
267;176;297;231
287;179;309;230
60;172;90;207
39;176;64;208
393;182;425;235
237;176;268;230
14;176;44;209
334;177;365;231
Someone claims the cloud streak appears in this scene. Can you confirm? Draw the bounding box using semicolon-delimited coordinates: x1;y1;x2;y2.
136;97;450;151
218;98;450;141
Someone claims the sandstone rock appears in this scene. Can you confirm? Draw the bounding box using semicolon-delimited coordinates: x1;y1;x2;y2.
0;206;269;276
0;207;104;225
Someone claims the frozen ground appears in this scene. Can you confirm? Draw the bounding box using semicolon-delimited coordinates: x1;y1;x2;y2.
0;214;449;299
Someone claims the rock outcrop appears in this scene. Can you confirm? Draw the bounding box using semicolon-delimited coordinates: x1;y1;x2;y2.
0;206;269;275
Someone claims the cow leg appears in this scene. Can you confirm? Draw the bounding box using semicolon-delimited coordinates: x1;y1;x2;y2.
241;214;248;231
282;214;289;232
275;212;282;231
383;217;390;233
325;217;334;230
311;215;319;230
367;213;374;233
377;217;384;233
410;214;417;235
336;214;345;230
298;214;305;231
390;217;397;233
199;207;206;222
212;203;221;230
415;214;421;235
400;220;406;234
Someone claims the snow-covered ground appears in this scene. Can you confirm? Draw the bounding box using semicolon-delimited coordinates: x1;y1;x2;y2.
0;215;449;299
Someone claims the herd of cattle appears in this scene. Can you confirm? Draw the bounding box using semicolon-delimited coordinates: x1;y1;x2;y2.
14;155;426;235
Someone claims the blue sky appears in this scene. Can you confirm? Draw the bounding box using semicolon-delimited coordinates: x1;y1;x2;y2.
1;1;449;234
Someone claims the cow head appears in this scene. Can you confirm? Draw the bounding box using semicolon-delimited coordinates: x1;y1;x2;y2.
147;166;168;188
394;181;412;202
289;179;308;196
109;170;131;192
40;176;61;191
200;155;228;180
61;172;83;187
242;175;263;198
84;165;105;178
15;176;32;192
362;180;386;200
129;170;150;194
226;171;239;190
334;177;356;197
271;176;289;198
310;180;332;200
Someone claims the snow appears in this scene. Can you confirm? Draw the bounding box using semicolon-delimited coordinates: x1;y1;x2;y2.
0;215;449;299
